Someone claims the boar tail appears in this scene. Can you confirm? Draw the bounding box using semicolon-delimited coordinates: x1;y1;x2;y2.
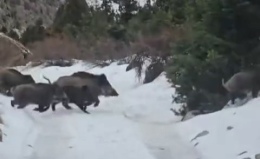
42;75;51;84
222;78;226;87
9;86;16;95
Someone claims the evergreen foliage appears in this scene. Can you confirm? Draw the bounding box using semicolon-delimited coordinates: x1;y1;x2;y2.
16;0;260;112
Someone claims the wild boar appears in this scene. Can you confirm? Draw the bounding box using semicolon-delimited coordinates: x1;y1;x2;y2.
53;76;101;107
43;76;94;113
0;68;35;96
10;83;69;113
71;71;119;96
222;70;260;104
51;85;96;114
7;68;23;75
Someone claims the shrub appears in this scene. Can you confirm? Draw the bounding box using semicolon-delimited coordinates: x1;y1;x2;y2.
25;34;82;62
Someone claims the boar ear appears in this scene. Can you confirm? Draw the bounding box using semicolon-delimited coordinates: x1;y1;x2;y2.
81;85;88;91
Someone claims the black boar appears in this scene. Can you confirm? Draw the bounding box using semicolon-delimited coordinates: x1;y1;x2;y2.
10;83;69;113
51;85;96;114
53;76;101;107
222;70;260;104
43;76;94;113
0;68;35;96
71;71;119;96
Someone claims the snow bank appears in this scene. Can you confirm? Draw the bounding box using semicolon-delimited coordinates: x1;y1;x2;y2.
176;97;260;159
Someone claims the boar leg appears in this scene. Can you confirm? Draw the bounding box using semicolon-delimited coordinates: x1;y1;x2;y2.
93;98;100;107
51;103;57;111
34;105;50;112
84;101;93;107
229;93;236;105
11;100;16;107
75;103;90;114
61;101;72;110
33;107;39;111
252;87;259;98
17;104;27;109
51;102;71;111
81;101;94;112
230;92;247;104
38;105;50;113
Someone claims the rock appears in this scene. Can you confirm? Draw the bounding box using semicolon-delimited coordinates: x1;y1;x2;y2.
227;126;234;130
191;130;209;142
238;151;247;156
194;142;199;147
143;59;164;84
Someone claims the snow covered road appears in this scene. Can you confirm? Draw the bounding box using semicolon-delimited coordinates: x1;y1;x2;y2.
0;61;202;159
22;107;201;159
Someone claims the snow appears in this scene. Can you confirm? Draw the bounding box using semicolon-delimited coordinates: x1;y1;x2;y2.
1;59;260;159
0;60;200;159
176;97;260;159
86;0;156;13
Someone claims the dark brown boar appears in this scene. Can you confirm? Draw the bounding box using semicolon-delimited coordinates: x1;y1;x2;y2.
0;68;35;96
71;71;119;96
222;70;260;104
10;83;69;113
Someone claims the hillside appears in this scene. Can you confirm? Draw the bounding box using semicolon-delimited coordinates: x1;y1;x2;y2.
0;0;260;158
0;0;62;31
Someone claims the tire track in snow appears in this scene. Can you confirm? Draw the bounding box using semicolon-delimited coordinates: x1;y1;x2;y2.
29;110;79;159
93;108;202;159
11;109;41;159
19;104;201;159
122;112;202;159
137;123;202;159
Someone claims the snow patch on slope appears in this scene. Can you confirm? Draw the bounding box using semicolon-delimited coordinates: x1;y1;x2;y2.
176;97;260;159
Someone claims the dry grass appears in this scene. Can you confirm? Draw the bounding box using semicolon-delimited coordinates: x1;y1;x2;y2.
25;34;82;62
130;27;187;57
0;26;186;69
23;34;132;65
78;37;131;61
